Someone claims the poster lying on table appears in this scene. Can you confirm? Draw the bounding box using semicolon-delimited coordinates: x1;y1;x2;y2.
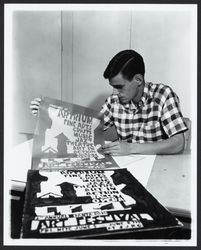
32;97;118;170
22;168;182;238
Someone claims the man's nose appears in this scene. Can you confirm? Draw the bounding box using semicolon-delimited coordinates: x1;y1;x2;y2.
113;88;120;95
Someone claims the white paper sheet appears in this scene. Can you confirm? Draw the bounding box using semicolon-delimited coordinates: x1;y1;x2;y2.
10;139;156;189
113;154;156;187
11;139;33;185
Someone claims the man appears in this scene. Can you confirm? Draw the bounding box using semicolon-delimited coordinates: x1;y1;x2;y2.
30;49;188;156
100;50;188;156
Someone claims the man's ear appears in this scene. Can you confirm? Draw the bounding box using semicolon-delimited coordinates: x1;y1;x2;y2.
133;74;143;86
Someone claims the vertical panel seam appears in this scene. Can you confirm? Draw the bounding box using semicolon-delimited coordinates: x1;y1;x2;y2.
129;11;133;49
60;11;63;101
72;12;74;104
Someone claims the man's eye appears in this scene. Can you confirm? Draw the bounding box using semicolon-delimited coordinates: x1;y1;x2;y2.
114;85;123;89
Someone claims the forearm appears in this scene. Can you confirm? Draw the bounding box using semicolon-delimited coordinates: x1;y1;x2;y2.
129;133;185;155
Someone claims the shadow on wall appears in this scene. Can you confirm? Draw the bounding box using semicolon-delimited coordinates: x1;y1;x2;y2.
89;93;118;142
88;92;109;112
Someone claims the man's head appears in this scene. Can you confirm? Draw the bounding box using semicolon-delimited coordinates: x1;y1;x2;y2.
103;50;145;104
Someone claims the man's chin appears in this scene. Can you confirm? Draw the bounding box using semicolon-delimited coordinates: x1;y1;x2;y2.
119;99;128;104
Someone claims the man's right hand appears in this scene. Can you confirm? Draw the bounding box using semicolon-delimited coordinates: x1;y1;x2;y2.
30;97;42;116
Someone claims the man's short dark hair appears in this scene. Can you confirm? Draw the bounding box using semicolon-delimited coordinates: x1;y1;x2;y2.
103;49;145;81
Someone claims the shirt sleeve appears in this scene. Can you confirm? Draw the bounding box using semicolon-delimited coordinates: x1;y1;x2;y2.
100;96;114;131
161;88;188;137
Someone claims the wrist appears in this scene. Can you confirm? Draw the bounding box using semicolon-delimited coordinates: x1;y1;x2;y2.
128;142;137;154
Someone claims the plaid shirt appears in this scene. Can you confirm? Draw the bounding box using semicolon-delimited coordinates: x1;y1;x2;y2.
100;82;188;143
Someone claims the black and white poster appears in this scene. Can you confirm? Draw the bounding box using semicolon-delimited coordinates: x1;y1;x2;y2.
22;168;182;238
32;97;119;170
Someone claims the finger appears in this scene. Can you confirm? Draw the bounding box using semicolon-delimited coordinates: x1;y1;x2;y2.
30;104;40;111
30;100;41;106
31;110;38;116
103;141;119;149
34;97;42;102
104;151;119;156
103;148;119;155
104;151;120;156
103;146;119;154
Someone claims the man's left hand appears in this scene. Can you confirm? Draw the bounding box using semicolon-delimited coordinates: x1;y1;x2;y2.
102;140;131;156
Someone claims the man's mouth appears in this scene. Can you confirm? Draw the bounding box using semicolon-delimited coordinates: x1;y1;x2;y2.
119;96;126;102
119;97;127;104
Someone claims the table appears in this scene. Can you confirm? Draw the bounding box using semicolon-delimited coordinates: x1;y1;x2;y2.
147;152;191;216
8;139;193;239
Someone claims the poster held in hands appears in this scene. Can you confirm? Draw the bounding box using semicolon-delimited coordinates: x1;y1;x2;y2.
31;97;119;170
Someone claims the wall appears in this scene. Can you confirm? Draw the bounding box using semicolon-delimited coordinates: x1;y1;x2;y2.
12;11;62;144
70;11;131;109
131;10;194;120
11;9;196;145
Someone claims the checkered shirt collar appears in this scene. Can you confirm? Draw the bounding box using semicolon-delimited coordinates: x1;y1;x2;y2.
122;82;149;110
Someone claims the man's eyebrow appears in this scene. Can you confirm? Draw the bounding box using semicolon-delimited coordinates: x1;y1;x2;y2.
109;81;123;86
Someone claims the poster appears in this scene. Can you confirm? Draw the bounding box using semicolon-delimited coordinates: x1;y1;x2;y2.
32;97;119;170
22;169;182;238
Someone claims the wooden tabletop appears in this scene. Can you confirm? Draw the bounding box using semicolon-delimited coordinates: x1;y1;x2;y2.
146;151;192;216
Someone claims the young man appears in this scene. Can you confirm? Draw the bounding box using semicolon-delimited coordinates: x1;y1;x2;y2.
100;50;188;156
30;49;188;156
